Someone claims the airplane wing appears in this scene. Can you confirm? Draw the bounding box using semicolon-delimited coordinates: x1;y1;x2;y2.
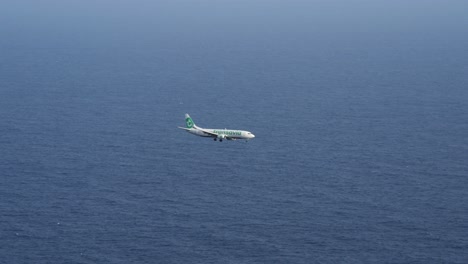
198;128;218;137
198;128;238;140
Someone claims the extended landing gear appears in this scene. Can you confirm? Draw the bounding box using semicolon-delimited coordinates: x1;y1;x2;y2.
214;138;222;142
214;138;217;141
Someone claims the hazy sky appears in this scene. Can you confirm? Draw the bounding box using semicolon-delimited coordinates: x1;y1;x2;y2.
1;0;467;49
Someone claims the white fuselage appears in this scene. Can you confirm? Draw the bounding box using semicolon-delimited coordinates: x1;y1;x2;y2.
179;114;255;142
188;125;255;140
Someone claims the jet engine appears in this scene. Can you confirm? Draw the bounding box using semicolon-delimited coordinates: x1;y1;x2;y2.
217;134;226;142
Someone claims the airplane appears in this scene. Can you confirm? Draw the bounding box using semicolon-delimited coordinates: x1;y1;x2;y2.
178;114;255;142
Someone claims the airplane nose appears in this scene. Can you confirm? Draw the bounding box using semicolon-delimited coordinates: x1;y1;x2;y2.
251;134;255;138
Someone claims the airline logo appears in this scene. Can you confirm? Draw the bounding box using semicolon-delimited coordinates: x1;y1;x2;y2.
213;130;242;136
186;117;194;128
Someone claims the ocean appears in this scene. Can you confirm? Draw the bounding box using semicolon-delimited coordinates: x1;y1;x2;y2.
1;1;468;263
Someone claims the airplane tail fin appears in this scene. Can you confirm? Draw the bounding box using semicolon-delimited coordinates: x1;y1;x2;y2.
185;114;195;128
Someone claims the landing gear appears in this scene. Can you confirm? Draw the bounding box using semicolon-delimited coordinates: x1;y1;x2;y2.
214;138;217;141
219;139;223;142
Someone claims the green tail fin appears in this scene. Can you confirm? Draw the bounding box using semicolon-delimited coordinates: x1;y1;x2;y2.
185;114;194;128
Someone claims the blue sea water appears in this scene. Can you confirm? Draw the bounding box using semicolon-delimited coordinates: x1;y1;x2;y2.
1;1;468;263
